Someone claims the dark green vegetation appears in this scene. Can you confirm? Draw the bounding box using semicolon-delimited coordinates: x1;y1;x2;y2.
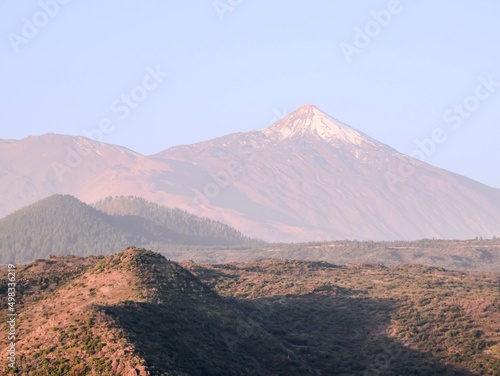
0;195;252;263
93;196;254;246
1;195;499;273
1;248;498;375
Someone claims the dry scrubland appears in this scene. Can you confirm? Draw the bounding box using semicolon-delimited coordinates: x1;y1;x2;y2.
0;247;498;375
165;238;500;273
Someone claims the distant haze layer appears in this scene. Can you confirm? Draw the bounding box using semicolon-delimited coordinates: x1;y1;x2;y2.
1;105;500;241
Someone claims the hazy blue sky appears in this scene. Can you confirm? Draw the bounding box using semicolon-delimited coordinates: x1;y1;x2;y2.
1;1;499;188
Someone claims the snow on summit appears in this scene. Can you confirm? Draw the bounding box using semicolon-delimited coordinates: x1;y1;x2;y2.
261;105;371;145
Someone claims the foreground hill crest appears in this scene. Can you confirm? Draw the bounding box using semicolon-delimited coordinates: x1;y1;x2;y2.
1;247;498;375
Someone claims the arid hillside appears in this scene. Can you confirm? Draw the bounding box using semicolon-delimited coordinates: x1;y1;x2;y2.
1;247;499;375
186;259;500;375
163;238;500;273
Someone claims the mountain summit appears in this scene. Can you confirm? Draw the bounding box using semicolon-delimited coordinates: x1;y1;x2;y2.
2;105;500;241
262;104;373;145
151;105;500;241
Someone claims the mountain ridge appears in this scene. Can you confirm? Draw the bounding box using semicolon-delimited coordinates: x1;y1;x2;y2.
1;105;500;241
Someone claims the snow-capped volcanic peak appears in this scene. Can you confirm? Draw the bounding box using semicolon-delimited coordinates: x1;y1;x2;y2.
261;104;369;145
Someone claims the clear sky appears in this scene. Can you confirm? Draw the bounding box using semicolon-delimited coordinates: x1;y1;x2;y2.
1;1;499;188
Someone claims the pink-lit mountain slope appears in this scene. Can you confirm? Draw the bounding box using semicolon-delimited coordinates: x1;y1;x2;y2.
2;105;500;241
